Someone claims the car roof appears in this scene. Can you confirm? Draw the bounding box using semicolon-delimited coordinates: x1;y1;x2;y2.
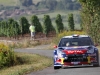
62;34;90;38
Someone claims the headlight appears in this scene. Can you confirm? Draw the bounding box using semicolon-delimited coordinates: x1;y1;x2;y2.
87;47;94;53
65;57;68;59
61;51;68;59
61;51;66;55
58;51;67;58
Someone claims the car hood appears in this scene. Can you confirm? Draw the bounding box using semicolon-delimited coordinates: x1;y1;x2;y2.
57;46;95;55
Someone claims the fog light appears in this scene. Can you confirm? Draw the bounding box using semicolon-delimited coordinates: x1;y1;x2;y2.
65;57;68;59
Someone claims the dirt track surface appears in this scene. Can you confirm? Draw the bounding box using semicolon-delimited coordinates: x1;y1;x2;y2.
14;45;100;75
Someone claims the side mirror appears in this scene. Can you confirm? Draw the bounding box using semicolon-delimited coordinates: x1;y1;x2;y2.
54;45;57;48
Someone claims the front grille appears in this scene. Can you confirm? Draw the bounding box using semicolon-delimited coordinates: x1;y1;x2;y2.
64;55;88;62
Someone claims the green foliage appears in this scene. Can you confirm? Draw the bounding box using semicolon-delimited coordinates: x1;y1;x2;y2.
78;0;100;44
0;52;53;75
7;18;14;37
31;15;43;32
0;21;6;36
43;15;55;36
55;14;64;33
80;23;83;30
7;18;20;38
0;19;20;38
0;43;17;69
68;13;75;31
19;17;30;35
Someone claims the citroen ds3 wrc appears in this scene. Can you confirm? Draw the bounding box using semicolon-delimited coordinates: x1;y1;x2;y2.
53;34;99;69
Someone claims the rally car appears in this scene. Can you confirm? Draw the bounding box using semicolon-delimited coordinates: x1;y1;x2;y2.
53;34;99;69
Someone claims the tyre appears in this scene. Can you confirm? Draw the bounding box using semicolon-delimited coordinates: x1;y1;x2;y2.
93;61;99;67
93;63;99;67
93;54;99;67
54;66;60;70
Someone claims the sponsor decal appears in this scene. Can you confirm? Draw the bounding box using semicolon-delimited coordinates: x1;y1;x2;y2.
90;57;97;62
87;48;94;53
67;50;83;54
88;53;96;56
71;62;80;65
63;50;87;55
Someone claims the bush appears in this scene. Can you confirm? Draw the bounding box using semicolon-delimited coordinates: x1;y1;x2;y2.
0;43;17;69
53;30;86;44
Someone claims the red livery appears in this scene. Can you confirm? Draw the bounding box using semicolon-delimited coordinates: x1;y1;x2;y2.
63;50;87;55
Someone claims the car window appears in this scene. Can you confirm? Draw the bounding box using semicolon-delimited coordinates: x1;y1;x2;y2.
58;37;94;47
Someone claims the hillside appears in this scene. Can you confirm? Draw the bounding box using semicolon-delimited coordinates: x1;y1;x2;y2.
0;0;41;6
0;0;81;21
0;0;17;6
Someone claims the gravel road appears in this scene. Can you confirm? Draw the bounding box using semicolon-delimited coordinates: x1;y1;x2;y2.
14;45;100;75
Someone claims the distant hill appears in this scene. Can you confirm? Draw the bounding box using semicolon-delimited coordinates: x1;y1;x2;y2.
0;0;81;20
0;0;41;6
0;0;80;9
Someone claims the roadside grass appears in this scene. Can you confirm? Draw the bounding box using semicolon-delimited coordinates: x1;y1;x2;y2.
0;37;54;49
0;52;53;75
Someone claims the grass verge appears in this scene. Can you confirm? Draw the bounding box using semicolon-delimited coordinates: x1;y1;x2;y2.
0;38;54;49
0;52;53;75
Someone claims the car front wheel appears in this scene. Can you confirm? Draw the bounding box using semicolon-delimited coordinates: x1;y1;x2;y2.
54;66;61;70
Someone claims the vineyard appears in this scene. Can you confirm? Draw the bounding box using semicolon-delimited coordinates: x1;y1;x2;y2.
0;19;20;39
0;14;69;40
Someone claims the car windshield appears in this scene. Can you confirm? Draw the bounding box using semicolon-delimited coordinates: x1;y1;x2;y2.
58;37;94;47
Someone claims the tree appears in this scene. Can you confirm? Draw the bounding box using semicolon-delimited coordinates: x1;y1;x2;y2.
0;19;20;38
7;18;20;39
31;15;43;33
7;18;15;38
55;14;64;33
78;0;100;43
0;21;2;36
19;17;30;36
12;21;20;39
68;13;75;31
43;15;54;36
0;21;7;36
